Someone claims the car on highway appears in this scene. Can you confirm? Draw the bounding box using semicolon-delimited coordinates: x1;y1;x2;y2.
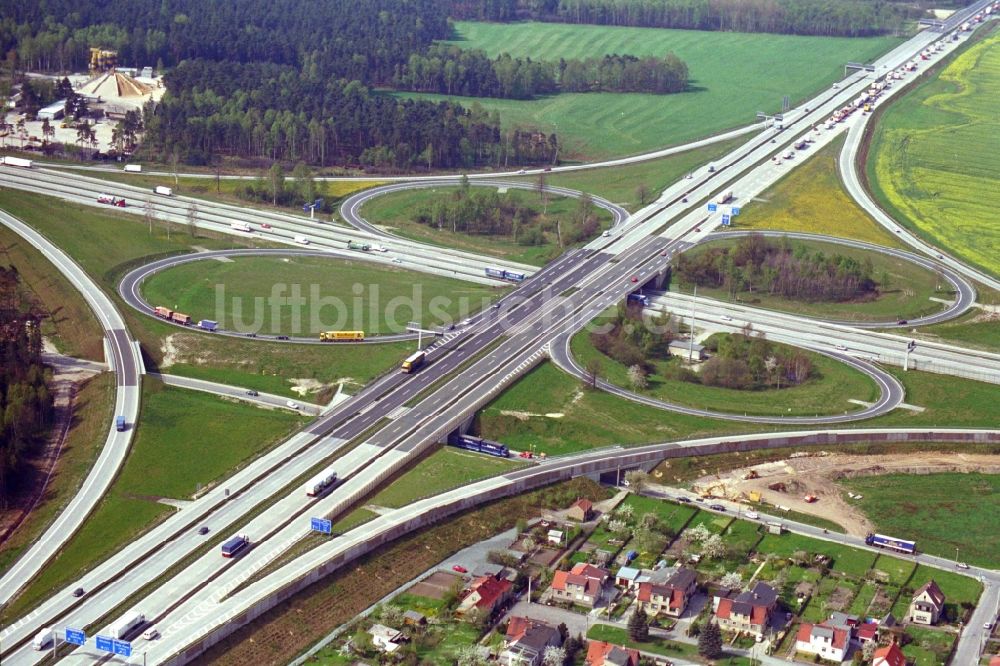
517;169;526;174
276;335;290;340
675;497;691;503
986;622;994;630
142;628;160;641
835;344;848;351
286;400;300;410
72;587;85;598
246;389;259;396
694;227;700;232
260;223;272;229
198;526;209;535
492;303;501;309
957;562;970;569
710;504;726;511
245;332;257;338
392;257;402;264
452;564;467;573
518;451;533;458
681;197;688;203
721;315;733;321
460;318;473;326
897;319;908;325
744;510;759;519
630;276;638;283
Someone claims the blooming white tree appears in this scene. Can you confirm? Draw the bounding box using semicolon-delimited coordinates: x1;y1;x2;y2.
687;524;712;543
543;645;567;666
616;504;634;520
702;534;727;559
457;645;491;666
720;572;742;589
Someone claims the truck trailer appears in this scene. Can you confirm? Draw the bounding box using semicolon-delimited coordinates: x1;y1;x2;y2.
221;535;250;558
1;156;32;168
230;222;252;232
401;350;426;373
123;164;142;172
154;185;172;196
198;319;218;331
865;532;916;554
109;610;145;640
304;469;338;497
319;330;364;342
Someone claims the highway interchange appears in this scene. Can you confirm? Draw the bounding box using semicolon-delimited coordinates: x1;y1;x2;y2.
0;2;998;663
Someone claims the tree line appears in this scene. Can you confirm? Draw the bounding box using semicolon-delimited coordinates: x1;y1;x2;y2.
0;268;54;508
141;59;552;170
675;234;880;303
394;45;688;99
450;0;918;37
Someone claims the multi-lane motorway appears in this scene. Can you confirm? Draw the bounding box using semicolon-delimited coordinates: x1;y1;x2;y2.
1;2;998;663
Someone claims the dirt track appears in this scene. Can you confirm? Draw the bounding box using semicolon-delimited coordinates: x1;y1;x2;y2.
689;451;1000;535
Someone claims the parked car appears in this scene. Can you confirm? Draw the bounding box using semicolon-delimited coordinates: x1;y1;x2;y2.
710;504;726;511
246;389;259;396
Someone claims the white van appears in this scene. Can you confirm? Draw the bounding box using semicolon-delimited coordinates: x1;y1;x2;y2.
142;628;160;641
33;627;53;650
294;235;309;245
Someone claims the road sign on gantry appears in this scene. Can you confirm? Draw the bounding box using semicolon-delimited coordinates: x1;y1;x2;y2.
113;639;132;657
310;517;332;534
707;203;717;212
65;628;86;646
96;635;114;652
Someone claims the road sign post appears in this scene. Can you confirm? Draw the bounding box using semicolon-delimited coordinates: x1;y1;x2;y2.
65;628;86;646
721;214;731;227
310;517;332;534
730;206;740;216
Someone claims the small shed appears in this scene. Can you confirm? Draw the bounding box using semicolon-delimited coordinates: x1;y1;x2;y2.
668;340;706;360
37;99;67;121
403;610;426;626
547;529;564;546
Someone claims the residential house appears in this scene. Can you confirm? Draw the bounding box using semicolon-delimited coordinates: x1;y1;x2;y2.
368;624;404;653
908;580;945;625
500;617;563;666
856;622;879;645
636;567;698;618
872;643;906;666
567;498;595;522
714;581;778;639
456;575;513;620
615;566;644;590
794;622;851;662
585;641;640;666
547;529;565;546
551;563;610;608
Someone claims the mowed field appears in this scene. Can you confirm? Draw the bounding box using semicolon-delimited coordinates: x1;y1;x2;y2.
840;473;1000;568
868;30;1000;280
140;255;499;335
731;136;902;248
399;22;902;160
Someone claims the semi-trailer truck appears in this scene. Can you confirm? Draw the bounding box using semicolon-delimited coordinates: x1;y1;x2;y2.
305;469;338;496
170;312;192;325
198;319;218;331
154;185;172;196
32;628;53;650
865;532;916;554
109;611;146;640
2;156;32;168
347;240;371;251
230;222;252;232
123;164;142;172
715;190;733;204
221;535;250;557
401;350;426;373
319;330;364;342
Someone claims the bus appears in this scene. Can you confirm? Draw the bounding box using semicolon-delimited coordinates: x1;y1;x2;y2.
319;330;364;342
305;469;338;497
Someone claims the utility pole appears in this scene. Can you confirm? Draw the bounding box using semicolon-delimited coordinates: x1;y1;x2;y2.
904;339;916;371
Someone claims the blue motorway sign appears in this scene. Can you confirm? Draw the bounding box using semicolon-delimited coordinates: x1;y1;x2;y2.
95;635;114;652
731;206;741;216
113;639;132;657
310;517;332;534
721;214;731;227
65;627;86;646
707;203;717;212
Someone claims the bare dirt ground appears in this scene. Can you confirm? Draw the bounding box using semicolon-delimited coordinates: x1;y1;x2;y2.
0;345;104;546
688;451;1000;536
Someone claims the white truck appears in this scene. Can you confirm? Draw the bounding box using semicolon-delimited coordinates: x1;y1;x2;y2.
109;610;145;640
715;190;733;204
32;627;54;650
154;185;173;196
123;164;142;172
2;156;33;168
230;222;252;232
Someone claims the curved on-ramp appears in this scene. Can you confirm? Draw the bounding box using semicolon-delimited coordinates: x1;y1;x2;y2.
0;210;143;605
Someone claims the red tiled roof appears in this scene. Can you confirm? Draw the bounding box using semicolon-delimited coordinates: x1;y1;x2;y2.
506;616;533;642
750;605;768;626
551;570;570;591
573;498;593;512
716;597;733;619
857;623;879;640
796;623;814;642
586;641;639;666
873;643;906;666
471;575;511;610
571;563;609;580
797;623;849;650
